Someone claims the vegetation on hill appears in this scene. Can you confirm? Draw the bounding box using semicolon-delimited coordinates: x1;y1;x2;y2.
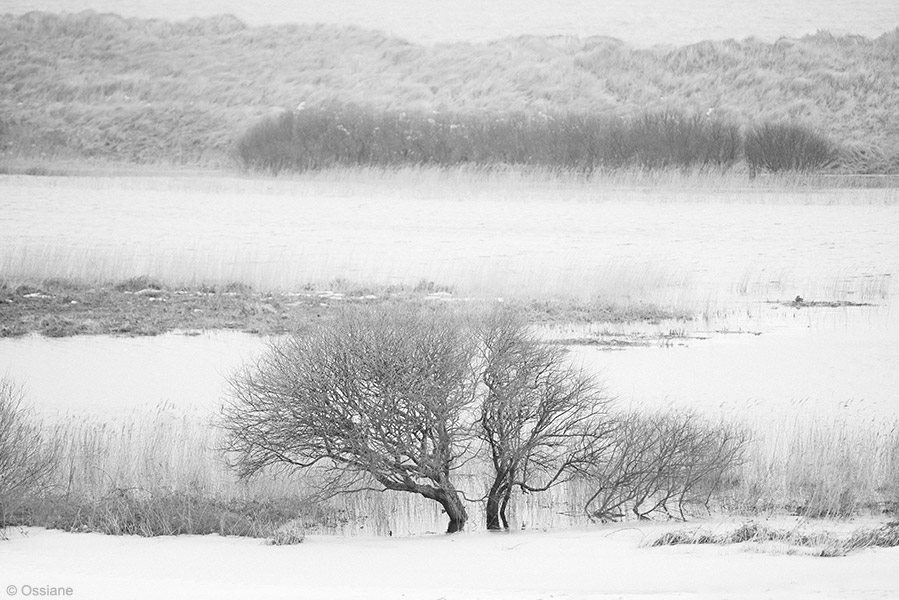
236;104;846;174
0;11;897;171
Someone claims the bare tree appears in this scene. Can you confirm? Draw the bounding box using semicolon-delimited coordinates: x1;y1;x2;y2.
222;305;479;533
0;378;56;530
478;309;613;530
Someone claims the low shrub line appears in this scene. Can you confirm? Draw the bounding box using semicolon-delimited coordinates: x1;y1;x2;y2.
236;105;844;175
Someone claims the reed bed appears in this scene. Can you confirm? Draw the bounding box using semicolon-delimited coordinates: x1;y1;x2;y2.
735;415;899;518
26;407;589;536
11;405;897;538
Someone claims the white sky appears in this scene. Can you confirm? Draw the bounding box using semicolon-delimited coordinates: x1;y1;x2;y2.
3;0;898;45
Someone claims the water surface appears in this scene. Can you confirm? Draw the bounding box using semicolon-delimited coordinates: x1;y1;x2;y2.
2;175;896;306
2;306;895;422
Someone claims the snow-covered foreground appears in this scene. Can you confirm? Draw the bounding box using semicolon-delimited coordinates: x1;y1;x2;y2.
2;523;897;600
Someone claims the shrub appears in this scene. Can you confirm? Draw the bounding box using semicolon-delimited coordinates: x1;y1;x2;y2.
837;142;899;175
606;111;740;170
745;122;837;174
0;379;56;531
583;410;748;521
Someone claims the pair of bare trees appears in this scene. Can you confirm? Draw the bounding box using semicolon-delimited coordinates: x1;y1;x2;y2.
222;304;744;533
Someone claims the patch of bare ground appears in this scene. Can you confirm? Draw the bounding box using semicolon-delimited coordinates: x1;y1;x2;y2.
519;298;689;324
551;328;709;350
0;278;687;338
773;295;877;308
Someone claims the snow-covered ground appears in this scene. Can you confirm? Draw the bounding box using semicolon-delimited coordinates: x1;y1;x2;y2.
2;175;897;597
2;521;897;599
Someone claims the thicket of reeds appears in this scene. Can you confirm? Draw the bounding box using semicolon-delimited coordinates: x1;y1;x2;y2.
3;389;895;539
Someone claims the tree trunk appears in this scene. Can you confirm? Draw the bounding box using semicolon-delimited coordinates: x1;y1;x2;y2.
499;485;512;529
486;494;502;530
485;475;506;530
437;488;468;533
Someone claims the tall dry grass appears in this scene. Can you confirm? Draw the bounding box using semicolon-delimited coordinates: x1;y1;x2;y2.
16;404;898;537
27;406;359;537
735;415;899;517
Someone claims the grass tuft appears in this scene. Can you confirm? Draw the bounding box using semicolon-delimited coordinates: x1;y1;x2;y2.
113;276;165;292
650;520;899;556
268;520;307;545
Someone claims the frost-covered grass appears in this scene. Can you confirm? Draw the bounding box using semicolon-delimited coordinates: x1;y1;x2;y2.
650;520;899;557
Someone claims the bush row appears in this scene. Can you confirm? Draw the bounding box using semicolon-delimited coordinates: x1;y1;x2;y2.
236;105;837;175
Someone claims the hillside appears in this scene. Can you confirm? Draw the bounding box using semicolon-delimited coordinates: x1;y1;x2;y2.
0;11;897;168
